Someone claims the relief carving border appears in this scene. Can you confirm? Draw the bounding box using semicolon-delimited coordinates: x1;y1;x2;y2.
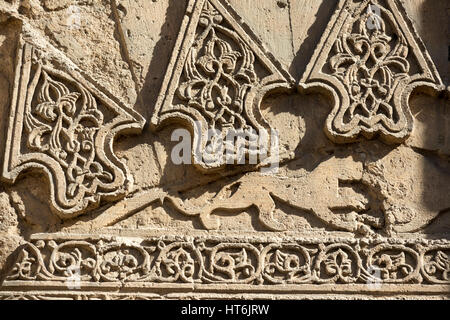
1;234;448;299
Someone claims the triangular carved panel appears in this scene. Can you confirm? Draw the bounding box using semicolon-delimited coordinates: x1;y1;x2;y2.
151;0;294;171
2;39;145;219
300;0;443;144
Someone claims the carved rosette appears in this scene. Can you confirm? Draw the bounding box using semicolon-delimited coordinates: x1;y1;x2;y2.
2;40;145;218
151;0;293;171
300;0;443;143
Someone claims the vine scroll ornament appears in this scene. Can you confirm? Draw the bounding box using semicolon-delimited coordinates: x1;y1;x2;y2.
2;236;449;292
151;0;294;171
299;0;443;144
2;40;145;219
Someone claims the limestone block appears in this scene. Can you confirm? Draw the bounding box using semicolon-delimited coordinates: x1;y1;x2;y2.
0;0;448;300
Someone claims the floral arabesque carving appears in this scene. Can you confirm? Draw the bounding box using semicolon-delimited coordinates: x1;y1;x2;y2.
178;2;258;132
421;246;450;284
151;0;293;171
2;41;145;218
300;0;443;144
4;236;449;287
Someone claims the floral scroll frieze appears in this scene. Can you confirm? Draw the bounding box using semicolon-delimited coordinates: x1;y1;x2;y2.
300;0;443;144
151;0;293;171
2;40;145;218
4;236;449;286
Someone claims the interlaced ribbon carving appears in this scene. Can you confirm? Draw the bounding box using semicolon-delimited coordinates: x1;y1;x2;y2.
300;0;443;143
2;41;145;218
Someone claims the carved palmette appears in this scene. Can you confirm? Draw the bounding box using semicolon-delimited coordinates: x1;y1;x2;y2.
2;40;145;218
151;0;293;171
300;0;443;143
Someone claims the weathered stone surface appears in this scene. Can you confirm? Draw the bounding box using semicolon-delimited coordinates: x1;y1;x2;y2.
0;0;448;300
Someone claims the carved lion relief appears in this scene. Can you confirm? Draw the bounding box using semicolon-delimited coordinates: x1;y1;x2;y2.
300;0;443;144
2;40;145;218
166;156;375;234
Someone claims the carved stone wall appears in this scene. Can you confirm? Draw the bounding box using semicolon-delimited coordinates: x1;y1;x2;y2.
0;0;448;300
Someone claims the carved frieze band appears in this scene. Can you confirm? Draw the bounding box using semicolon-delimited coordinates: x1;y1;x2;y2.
2;40;145;218
300;0;443;143
151;0;294;171
3;236;449;288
